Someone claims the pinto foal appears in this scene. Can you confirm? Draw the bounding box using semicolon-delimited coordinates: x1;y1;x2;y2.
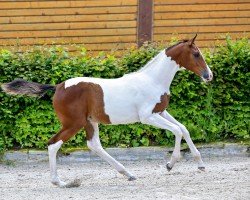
2;35;213;188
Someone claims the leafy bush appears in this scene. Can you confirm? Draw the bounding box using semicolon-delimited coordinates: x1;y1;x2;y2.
0;37;249;151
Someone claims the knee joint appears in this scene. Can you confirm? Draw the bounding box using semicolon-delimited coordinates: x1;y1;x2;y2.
179;124;189;136
172;126;183;138
87;140;102;152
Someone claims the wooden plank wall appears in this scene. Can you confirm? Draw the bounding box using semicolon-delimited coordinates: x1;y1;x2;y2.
153;0;250;48
0;0;138;53
0;0;249;53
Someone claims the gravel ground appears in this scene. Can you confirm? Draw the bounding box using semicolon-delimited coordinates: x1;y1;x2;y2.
0;156;249;200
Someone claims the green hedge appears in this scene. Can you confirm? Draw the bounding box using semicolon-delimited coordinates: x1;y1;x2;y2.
0;37;249;151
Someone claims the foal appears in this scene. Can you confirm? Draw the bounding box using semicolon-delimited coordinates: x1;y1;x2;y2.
2;35;213;188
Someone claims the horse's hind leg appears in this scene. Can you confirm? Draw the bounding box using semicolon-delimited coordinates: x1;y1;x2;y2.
86;121;136;181
48;125;82;188
48;137;65;187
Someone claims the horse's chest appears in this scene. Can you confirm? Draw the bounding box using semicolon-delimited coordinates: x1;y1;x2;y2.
152;93;170;113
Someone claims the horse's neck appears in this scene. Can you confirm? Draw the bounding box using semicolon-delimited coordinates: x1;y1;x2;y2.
138;50;179;93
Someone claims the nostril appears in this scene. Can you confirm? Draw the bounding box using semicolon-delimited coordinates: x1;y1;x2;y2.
203;72;209;79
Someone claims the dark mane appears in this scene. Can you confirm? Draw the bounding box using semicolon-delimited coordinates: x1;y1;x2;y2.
165;40;189;52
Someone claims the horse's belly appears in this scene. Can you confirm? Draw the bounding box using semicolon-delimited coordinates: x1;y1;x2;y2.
106;107;139;125
101;84;140;125
104;95;139;124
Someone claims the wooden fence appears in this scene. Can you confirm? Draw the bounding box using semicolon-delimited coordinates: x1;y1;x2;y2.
0;0;249;53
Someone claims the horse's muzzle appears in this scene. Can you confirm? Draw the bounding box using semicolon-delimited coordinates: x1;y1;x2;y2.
202;69;213;82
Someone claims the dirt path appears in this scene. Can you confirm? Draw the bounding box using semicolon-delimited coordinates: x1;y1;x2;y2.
0;156;249;200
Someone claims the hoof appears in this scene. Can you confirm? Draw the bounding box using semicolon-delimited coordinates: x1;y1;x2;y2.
64;178;82;188
166;163;172;172
198;166;205;172
52;180;67;187
128;176;136;181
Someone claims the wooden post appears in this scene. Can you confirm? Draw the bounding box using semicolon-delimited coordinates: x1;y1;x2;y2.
137;0;153;47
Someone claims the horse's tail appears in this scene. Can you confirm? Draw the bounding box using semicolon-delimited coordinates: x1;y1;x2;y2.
1;79;56;97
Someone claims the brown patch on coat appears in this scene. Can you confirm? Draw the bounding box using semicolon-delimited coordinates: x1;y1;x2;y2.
48;82;110;145
152;93;170;113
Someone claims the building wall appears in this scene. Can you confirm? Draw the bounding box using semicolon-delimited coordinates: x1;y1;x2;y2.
153;0;250;47
0;0;138;53
0;0;249;53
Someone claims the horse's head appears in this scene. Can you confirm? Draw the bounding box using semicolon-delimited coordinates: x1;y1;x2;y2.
166;34;213;82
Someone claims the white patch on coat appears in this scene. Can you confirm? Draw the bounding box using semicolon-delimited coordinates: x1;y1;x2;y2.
65;50;179;124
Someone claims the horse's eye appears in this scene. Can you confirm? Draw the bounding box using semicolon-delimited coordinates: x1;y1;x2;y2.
193;52;200;58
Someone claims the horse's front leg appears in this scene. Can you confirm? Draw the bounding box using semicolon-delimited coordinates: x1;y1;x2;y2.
140;113;183;170
160;111;205;171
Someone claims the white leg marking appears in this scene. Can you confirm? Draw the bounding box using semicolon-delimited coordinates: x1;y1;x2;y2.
87;122;136;180
48;140;67;187
161;111;205;169
141;113;183;169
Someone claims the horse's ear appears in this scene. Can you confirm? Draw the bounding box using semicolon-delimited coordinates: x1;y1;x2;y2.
189;34;197;46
